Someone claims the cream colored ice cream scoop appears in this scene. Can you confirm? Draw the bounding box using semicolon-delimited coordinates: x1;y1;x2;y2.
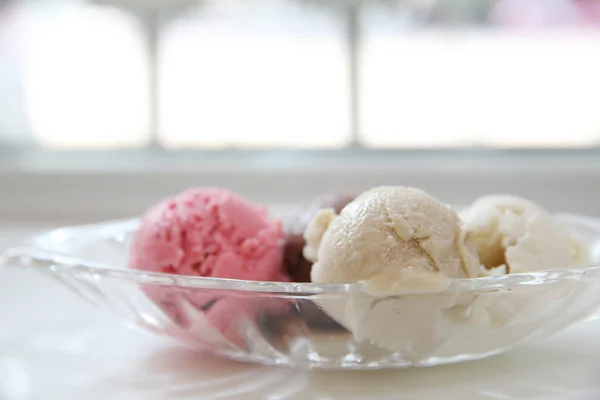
304;186;485;355
460;195;589;275
305;186;482;289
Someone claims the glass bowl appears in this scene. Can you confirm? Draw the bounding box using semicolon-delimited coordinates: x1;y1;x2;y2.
2;213;600;370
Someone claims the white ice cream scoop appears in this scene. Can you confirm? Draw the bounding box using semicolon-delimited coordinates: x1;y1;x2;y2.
460;194;589;275
303;186;485;355
305;186;482;289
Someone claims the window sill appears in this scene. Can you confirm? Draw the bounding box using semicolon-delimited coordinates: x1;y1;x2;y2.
1;149;599;224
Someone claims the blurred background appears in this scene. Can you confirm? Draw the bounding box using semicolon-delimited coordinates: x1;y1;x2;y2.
0;0;599;224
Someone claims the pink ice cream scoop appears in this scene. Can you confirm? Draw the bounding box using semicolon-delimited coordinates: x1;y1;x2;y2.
129;187;287;281
129;187;290;347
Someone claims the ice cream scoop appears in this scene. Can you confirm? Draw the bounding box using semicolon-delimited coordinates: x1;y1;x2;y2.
304;186;484;354
282;193;355;331
130;187;287;281
460;194;589;275
283;193;355;283
129;187;289;345
306;186;482;288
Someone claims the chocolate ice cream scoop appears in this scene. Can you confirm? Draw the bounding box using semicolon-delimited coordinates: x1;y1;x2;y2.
284;193;355;282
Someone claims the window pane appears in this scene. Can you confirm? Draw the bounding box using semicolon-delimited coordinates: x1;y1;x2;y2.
159;0;350;149
2;0;600;151
7;2;149;149
360;5;600;148
0;4;32;148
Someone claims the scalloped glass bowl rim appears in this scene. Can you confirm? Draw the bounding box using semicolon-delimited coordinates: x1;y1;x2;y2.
2;215;600;296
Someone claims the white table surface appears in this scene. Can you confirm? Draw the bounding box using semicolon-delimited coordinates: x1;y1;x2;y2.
1;226;600;400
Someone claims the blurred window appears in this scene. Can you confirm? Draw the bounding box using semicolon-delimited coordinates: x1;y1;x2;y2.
0;0;599;152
